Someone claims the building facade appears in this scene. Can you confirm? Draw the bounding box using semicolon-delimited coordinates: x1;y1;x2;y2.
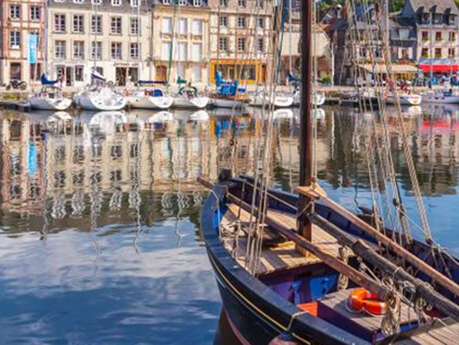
399;0;458;76
151;0;210;87
208;0;273;85
0;0;46;86
47;0;153;87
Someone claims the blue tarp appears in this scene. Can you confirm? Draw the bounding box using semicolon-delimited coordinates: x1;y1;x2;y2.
27;142;38;176
40;74;58;85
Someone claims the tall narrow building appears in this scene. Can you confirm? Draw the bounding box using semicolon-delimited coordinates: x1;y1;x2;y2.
0;0;46;86
47;0;153;88
151;0;210;86
208;0;273;86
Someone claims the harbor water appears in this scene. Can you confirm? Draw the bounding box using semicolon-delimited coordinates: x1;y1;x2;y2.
0;104;458;344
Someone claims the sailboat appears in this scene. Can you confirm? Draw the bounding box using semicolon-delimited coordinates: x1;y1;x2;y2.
199;2;459;344
172;79;210;109
74;70;127;111
127;81;174;110
29;1;71;111
29;75;72;111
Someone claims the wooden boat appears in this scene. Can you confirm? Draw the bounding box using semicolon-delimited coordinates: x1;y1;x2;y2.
200;2;459;344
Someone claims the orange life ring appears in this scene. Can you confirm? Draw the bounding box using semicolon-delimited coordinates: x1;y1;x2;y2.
347;288;388;316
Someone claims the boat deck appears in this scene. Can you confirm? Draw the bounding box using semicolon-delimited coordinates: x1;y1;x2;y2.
221;203;341;275
395;323;459;345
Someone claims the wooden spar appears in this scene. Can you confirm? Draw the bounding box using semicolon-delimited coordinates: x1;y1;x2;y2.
197;178;392;300
298;0;313;242
309;213;459;320
298;186;459;298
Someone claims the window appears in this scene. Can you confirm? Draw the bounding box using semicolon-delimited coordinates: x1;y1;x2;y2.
238;0;246;8
257;38;264;52
111;17;122;34
92;0;102;4
193;0;202;6
421;48;429;58
55;14;66;32
75;65;84;81
256;0;264;8
91;15;102;33
435;32;442;41
435;48;442;58
10;63;21;81
178;0;187;5
163;0;171;4
111;42;122;59
30;6;41;21
449;32;456;42
421;31;428;41
162;17;172;34
237;17;246;28
192;42;202;61
130;0;139;6
219;16;228;27
237;37;246;52
448;48;456;58
162;41;171;60
10;31;21;49
178;42;187;61
73;41;84;59
219;0;228;7
73;15;84;33
91;41;102;59
112;0;122;5
130;17;139;34
192;20;203;35
258;17;264;29
130;42;139;58
10;5;20;19
179;18;188;35
192;65;201;82
55;41;66;58
219;37;228;51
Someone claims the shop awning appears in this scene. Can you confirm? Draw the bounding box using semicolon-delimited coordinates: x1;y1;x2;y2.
419;59;458;74
419;64;458;73
359;64;419;74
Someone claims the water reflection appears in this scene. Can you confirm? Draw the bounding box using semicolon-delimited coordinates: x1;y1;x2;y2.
1;104;459;344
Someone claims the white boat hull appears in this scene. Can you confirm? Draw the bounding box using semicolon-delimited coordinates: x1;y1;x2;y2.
29;96;72;111
251;95;294;108
127;95;174;110
76;88;127;111
386;94;422;106
210;98;245;108
293;91;326;107
423;94;459;104
173;96;209;109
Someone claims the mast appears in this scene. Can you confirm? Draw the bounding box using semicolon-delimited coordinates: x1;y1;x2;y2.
288;0;293;81
298;0;313;242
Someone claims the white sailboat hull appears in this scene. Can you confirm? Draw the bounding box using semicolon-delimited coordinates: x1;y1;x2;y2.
29;96;72;111
76;88;127;111
173;96;210;109
386;94;422;106
127;95;174;110
251;95;294;108
210;98;245;108
423;94;459;104
293;91;326;107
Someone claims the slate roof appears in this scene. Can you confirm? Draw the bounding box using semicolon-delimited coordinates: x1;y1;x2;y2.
408;0;459;14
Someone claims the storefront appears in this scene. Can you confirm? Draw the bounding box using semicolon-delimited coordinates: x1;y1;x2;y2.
358;63;419;83
419;59;458;75
209;59;267;85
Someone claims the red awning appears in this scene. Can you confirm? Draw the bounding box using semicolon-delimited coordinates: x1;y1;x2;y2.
419;64;458;73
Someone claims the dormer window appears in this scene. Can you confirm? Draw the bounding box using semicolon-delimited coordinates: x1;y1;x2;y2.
178;0;187;5
73;0;85;4
130;0;139;7
162;0;171;4
112;0;122;6
193;0;202;6
92;0;102;4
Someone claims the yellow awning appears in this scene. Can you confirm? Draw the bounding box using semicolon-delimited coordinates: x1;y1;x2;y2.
359;64;418;74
